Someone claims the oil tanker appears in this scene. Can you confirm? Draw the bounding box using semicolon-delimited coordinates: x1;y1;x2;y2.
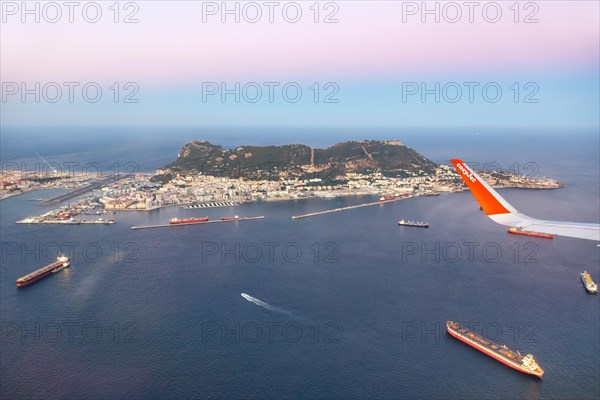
16;256;70;287
446;321;544;378
169;217;209;225
508;227;553;239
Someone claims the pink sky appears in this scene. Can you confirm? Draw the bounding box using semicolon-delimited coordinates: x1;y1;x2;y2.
2;1;598;84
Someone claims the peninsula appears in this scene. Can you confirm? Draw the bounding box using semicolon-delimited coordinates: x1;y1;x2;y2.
7;139;563;224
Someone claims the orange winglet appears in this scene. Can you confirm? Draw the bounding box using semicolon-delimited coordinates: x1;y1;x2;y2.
451;159;510;216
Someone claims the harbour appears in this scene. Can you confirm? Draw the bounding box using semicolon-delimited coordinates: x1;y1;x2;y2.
38;174;130;206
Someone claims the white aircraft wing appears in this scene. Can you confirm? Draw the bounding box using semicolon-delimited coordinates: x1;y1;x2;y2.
451;159;600;242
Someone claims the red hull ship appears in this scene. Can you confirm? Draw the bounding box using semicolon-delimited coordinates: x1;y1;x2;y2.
16;256;70;287
169;217;209;225
379;196;396;202
221;215;240;221
447;321;544;379
508;227;553;239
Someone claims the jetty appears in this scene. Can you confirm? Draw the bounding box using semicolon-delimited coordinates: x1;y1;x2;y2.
131;216;264;230
292;197;404;219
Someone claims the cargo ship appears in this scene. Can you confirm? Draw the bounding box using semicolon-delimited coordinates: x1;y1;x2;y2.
398;219;429;228
169;217;209;225
508;227;553;239
379;196;396;202
16;255;70;287
221;215;240;221
580;271;598;294
446;321;544;379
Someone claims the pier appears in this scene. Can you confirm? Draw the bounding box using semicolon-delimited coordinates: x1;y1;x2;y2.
183;201;239;209
291;198;404;219
131;216;265;230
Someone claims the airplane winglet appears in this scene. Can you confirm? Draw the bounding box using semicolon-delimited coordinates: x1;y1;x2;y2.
451;159;600;242
451;159;517;216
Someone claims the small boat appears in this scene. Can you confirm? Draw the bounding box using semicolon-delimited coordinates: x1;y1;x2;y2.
221;215;240;221
580;271;598;294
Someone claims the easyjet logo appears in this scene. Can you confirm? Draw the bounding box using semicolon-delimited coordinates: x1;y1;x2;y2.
456;163;476;183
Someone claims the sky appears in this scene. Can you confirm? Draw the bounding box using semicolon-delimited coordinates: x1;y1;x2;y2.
1;1;599;130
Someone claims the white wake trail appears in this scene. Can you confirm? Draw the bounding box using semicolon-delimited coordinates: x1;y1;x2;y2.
241;293;292;316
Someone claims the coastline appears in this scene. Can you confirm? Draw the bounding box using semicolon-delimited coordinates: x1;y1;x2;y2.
12;182;562;225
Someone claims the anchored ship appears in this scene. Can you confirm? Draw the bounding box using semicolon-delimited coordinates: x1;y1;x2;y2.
398;219;429;228
580;271;598;294
16;255;70;287
379;195;396;202
169;217;209;225
446;321;544;379
508;227;553;239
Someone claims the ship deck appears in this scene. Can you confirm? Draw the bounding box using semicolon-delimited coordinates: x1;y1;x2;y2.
17;260;65;282
449;324;524;363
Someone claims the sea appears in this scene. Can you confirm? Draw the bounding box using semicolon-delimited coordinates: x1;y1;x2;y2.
1;128;599;399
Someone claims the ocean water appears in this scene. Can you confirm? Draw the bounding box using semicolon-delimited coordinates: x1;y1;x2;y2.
0;130;598;399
